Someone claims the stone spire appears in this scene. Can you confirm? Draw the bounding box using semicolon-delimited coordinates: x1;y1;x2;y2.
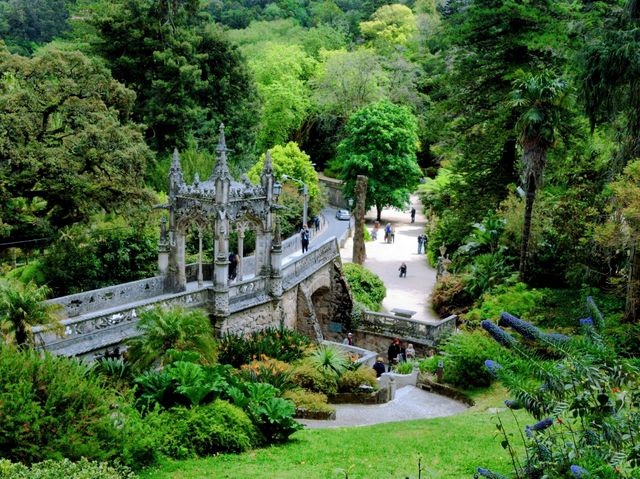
212;123;231;181
262;150;273;175
169;148;184;197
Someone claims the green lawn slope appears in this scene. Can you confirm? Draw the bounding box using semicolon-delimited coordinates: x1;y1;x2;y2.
142;386;527;479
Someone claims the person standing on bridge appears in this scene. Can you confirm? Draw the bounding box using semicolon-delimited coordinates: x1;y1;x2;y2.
301;225;310;253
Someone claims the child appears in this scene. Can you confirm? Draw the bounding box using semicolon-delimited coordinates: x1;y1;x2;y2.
399;262;407;277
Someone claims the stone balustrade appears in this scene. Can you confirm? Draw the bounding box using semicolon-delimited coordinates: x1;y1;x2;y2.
358;311;457;347
282;237;340;290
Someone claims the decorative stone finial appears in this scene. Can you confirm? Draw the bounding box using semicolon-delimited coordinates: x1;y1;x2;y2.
193;172;200;186
212;123;231;181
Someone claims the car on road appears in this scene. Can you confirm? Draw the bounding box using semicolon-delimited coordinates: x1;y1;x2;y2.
335;209;351;221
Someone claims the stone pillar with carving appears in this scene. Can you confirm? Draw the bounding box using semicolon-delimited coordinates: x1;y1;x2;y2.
352;175;368;265
211;124;232;317
165;148;184;292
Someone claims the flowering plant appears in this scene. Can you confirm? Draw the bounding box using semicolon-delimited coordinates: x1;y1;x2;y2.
476;298;640;478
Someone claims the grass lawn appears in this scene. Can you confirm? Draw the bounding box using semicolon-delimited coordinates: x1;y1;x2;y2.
141;385;529;479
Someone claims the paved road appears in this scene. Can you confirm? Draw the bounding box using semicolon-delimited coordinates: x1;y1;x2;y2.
300;385;468;429
340;195;439;322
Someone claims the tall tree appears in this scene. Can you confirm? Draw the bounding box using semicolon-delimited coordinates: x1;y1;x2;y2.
580;0;640;320
510;71;571;281
89;0;260;162
336;100;422;220
0;46;152;239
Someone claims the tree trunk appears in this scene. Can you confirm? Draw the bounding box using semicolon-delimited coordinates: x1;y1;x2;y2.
518;177;538;283
353;175;368;265
376;204;382;222
624;242;640;322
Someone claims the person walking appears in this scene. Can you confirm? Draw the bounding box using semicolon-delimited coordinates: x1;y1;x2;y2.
301;225;310;253
417;235;424;254
422;234;429;254
390;224;395;243
399;262;407;277
410;207;416;223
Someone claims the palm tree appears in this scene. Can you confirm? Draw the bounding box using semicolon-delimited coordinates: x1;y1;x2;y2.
0;280;61;347
510;70;571;281
126;306;217;371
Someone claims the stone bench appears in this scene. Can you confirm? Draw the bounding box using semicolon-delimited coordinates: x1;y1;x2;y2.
390;308;417;319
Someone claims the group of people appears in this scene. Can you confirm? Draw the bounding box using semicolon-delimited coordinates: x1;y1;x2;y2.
345;334;417;378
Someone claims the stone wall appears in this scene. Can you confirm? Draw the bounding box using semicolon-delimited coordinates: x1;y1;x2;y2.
318;174;348;208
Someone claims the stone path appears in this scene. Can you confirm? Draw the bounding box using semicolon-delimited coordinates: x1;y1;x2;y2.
340;194;439;322
300;386;468;429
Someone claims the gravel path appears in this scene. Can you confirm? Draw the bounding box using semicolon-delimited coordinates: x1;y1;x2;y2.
340;194;439;322
299;386;468;429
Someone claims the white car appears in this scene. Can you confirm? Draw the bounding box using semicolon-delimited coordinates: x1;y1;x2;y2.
335;209;351;221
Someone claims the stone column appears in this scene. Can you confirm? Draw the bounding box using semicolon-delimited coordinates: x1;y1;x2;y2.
255;230;271;276
270;218;283;298
237;229;244;281
197;227;203;287
212;219;230;318
352;175;368;265
158;217;169;275
176;231;187;291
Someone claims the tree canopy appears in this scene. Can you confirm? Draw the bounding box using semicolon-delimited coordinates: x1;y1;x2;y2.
336;100;421;219
90;0;260;162
0;45;152;240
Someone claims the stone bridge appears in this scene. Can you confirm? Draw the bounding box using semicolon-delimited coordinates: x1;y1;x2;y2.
34;236;353;360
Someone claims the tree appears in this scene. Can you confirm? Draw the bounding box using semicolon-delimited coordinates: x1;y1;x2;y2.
90;0;260;160
336;100;422;220
0;0;71;54
360;4;416;53
511;71;571;281
0;46;152;240
249;43;315;150
0;280;60;347
580;0;640;321
600;160;640;323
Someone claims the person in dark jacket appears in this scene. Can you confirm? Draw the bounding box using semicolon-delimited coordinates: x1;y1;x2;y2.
373;357;386;377
387;338;402;370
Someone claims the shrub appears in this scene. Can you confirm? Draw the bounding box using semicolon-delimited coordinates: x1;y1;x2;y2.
225;382;301;443
338;367;378;393
0;346;158;468
282;389;335;414
432;274;473;316
463;251;515;298
393;361;416;374
156;400;258;459
308;344;350;378
134;362;231;409
238;357;292;391
342;263;386;311
464;283;544;327
438;331;509;388
218;327;312;368
126;306;217;371
0;458;136;479
289;360;338;395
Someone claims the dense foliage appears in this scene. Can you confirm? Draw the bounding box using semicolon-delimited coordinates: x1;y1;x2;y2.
342;262;386;311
